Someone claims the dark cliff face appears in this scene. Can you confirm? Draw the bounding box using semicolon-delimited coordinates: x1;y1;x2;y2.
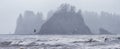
15;11;44;34
38;4;92;35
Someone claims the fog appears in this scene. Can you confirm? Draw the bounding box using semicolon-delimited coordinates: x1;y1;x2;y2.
0;0;120;34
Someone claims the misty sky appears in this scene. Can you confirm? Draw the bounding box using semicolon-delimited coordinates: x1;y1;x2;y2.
0;0;120;34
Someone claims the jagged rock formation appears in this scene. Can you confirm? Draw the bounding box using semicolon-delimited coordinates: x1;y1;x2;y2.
99;28;112;35
14;3;120;35
83;11;120;34
38;4;92;35
15;11;44;34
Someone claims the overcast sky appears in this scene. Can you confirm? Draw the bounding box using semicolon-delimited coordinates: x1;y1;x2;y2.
0;0;120;34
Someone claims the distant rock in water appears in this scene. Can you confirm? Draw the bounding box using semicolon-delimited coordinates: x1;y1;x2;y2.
82;11;120;34
38;4;92;35
15;11;44;34
99;28;112;35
